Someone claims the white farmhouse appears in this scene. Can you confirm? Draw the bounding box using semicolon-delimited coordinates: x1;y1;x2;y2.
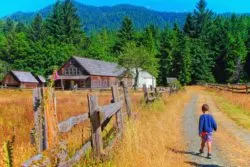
132;69;156;88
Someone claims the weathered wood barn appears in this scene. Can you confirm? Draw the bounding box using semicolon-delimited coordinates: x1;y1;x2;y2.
55;56;132;89
2;71;39;88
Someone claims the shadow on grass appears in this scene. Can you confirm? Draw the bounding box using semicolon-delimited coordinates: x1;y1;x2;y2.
185;161;223;167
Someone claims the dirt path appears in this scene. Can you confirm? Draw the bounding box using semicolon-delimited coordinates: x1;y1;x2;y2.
183;91;250;167
183;94;227;167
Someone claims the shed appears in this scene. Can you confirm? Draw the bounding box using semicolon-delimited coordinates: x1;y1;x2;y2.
2;71;39;88
132;69;156;88
167;78;178;85
54;56;133;90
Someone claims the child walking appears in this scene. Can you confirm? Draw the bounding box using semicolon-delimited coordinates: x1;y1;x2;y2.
198;104;217;159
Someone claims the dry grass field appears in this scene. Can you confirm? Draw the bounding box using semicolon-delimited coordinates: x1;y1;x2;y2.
0;89;145;166
0;88;191;167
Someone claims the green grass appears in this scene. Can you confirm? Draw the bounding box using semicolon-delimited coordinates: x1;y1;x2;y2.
213;95;250;129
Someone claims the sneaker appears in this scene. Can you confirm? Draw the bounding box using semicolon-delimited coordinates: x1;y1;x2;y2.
207;153;212;159
199;149;204;154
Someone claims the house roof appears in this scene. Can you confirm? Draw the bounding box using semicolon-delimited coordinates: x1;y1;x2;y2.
11;71;38;83
73;56;125;77
37;75;46;83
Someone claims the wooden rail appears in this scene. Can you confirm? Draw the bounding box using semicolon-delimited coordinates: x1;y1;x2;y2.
207;83;250;94
142;84;170;103
22;81;132;167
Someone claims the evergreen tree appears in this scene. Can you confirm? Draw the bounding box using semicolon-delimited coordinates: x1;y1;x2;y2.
15;22;27;33
190;39;215;83
172;24;192;85
114;17;135;53
184;13;195;38
193;0;213;38
158;25;176;86
30;14;44;42
62;0;83;44
46;1;64;41
3;18;15;35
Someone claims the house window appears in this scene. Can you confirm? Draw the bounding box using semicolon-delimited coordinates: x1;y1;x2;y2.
64;67;81;76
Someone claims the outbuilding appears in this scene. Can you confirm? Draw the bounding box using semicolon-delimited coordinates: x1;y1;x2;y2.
2;70;39;88
132;69;156;88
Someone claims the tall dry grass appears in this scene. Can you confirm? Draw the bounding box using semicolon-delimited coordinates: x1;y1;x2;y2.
0;89;115;166
110;92;191;167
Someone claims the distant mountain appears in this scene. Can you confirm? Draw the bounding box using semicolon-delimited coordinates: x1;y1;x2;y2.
5;1;188;33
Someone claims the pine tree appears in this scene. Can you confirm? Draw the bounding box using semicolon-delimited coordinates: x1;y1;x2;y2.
3;18;15;35
30;13;44;42
46;1;64;41
62;0;82;44
193;0;213;38
15;22;27;33
172;24;192;85
158;25;176;86
183;13;195;38
190;39;215;83
114;17;135;53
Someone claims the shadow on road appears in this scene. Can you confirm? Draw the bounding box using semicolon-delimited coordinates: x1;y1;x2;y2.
185;161;223;167
167;147;206;159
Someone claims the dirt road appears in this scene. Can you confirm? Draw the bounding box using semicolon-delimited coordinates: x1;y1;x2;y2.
183;91;250;167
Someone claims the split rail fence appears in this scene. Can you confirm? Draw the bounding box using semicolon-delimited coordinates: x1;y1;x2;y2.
207;83;250;94
22;81;132;167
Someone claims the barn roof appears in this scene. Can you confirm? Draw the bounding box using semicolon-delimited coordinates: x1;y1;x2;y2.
37;75;46;83
73;56;125;77
11;71;38;83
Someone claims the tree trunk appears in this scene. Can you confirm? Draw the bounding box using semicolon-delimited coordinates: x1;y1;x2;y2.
133;68;139;90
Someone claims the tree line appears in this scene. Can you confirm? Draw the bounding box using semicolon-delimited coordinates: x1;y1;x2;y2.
0;0;250;85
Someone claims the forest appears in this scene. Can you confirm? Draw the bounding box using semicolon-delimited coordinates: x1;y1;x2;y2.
0;0;250;85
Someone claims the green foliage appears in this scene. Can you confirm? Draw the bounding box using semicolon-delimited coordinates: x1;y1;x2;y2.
118;42;159;89
2;136;15;167
0;60;9;80
114;17;136;53
0;0;250;85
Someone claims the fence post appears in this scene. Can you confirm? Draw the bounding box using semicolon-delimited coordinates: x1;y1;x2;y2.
33;88;48;152
112;85;123;134
143;84;148;102
88;94;103;157
44;88;59;148
246;84;248;94
121;81;132;118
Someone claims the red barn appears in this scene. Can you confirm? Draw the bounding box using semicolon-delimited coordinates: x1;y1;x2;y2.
55;56;132;90
2;71;39;89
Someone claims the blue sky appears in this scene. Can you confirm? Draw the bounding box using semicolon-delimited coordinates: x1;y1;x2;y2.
1;0;250;17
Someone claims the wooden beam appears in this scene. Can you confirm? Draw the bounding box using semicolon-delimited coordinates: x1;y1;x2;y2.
88;94;103;157
112;85;123;134
33;88;48;152
121;81;132;118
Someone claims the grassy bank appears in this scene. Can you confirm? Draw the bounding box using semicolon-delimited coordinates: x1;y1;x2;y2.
207;89;250;129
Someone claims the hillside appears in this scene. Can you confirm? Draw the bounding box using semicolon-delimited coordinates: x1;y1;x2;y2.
6;1;188;32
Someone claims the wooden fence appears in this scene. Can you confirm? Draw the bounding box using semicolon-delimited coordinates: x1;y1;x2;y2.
22;81;132;167
207;83;250;94
142;84;170;103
